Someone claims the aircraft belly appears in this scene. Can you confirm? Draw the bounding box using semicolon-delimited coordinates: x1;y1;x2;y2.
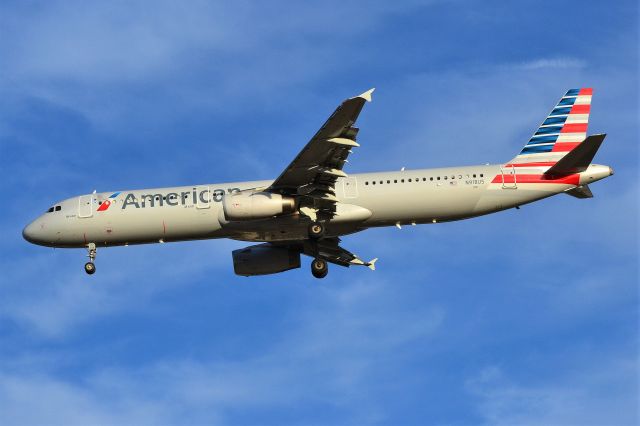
354;184;485;225
75;204;223;247
474;183;574;214
223;216;362;243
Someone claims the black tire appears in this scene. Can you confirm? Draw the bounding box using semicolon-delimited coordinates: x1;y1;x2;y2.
311;258;328;279
84;262;96;275
308;222;325;239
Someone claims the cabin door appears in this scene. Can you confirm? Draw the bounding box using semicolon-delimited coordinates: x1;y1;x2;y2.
342;177;358;199
78;194;95;218
500;165;518;189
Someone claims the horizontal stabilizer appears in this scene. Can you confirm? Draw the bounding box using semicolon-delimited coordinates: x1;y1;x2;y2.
565;185;593;199
545;134;606;176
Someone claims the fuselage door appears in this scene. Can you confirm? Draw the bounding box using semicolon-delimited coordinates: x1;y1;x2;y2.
196;186;211;209
342;177;358;199
500;165;518;189
78;194;95;218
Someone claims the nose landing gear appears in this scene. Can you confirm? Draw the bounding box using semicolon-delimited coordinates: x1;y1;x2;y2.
84;243;97;275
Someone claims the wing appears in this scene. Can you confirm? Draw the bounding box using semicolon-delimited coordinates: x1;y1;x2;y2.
301;237;377;270
267;88;374;220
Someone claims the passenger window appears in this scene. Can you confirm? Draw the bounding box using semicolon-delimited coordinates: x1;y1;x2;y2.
387;180;390;184
408;179;412;182
372;181;376;185
437;177;440;180
379;180;383;184
422;178;426;181
480;173;484;177
365;182;368;185
430;177;433;181
394;179;397;183
444;176;448;180
401;179;405;183
473;174;477;178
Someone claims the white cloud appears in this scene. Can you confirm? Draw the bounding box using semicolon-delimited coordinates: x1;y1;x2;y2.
0;239;240;339
515;58;587;70
0;372;179;426
467;357;639;426
0;276;445;425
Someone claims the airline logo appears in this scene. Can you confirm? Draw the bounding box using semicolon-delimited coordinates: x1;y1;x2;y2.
519;88;592;156
96;192;121;212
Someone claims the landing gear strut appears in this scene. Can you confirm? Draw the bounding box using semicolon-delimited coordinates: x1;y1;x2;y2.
84;243;96;275
308;221;325;239
311;258;328;279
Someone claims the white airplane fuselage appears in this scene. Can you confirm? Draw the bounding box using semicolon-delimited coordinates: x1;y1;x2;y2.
23;163;612;249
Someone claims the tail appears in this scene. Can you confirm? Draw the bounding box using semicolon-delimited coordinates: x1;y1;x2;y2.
509;88;593;164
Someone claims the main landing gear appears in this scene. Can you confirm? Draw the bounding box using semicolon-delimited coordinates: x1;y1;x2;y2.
308;221;327;278
311;258;328;279
84;243;96;275
308;221;325;239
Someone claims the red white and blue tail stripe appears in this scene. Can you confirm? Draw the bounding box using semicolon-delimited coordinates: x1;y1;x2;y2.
510;88;592;164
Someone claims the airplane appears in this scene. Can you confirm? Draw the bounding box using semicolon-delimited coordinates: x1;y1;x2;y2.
23;88;613;278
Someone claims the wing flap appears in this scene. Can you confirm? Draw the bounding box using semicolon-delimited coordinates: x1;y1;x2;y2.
300;237;377;269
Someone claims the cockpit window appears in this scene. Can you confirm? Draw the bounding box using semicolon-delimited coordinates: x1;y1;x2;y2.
55;206;61;211
47;207;54;213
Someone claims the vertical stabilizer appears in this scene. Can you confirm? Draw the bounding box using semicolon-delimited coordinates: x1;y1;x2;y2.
510;88;593;164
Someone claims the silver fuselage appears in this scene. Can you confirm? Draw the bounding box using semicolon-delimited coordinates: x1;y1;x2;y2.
22;163;613;248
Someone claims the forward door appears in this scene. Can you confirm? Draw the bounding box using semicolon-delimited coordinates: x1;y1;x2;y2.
78;194;95;218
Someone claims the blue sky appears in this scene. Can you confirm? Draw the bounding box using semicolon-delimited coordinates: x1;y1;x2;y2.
0;1;638;424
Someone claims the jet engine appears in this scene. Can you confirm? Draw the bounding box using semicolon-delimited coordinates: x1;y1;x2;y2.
232;244;301;276
223;191;295;221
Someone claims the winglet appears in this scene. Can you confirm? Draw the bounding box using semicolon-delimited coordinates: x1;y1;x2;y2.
367;258;378;271
355;88;375;102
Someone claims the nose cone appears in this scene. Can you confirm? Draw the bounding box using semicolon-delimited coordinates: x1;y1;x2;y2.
22;221;39;243
23;219;51;246
609;166;614;176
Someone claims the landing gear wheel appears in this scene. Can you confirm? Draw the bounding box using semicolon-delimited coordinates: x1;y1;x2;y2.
85;243;97;275
311;258;328;279
308;222;325;239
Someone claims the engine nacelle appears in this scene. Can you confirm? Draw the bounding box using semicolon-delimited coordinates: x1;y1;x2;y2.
223;191;295;221
232;244;301;276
